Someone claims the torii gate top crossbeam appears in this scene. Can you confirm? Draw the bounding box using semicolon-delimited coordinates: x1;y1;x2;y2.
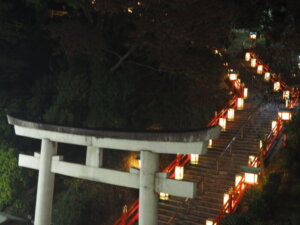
7;115;220;154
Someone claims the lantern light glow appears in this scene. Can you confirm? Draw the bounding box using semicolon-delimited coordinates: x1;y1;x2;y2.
244;173;258;184
190;154;199;165
250;32;257;40
272;120;277;133
235;174;242;187
264;72;270;82
219;118;227;131
175;166;184;180
257;65;263;74
278;108;292;121
251;58;257;68
227;108;235;121
274;82;280;92
243;88;248;99
237;98;244;110
245;52;251;61
159;192;169;200
229;72;238;81
208;139;212;148
283;90;290;100
248;155;257;167
206;219;215;225
259;140;263;149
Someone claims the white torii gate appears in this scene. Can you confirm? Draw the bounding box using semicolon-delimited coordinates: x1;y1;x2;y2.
7;115;220;225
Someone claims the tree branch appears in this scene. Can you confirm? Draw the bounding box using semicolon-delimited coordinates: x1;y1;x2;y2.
109;45;137;72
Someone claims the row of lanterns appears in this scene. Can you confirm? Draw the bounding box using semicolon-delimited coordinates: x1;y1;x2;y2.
206;34;295;225
245;51;285;92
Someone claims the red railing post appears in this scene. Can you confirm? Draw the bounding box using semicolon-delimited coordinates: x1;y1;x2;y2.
122;205;128;225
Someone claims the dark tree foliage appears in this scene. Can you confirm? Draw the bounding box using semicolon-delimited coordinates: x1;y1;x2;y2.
0;0;259;224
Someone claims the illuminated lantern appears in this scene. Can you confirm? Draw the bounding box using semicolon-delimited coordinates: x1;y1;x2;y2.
223;62;228;67
243;88;248;99
190;154;199;165
127;7;133;13
245;52;251;61
242;166;260;185
237;98;244;110
159;192;169;200
208;139;212;148
136;154;141;169
264;72;270;82
245;173;258;184
206;219;215;225
219;118;227;131
227;108;235;121
283;90;290;100
278;108;292;121
223;193;229;205
274;82;280;92
259;140;263;149
228;71;238;81
248;155;257;167
235;174;245;192
235;174;242;187
251;58;257;68
223;193;231;213
175;166;184;180
257;65;263;74
250;32;257;40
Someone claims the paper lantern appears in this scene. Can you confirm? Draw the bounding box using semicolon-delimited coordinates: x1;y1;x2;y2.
190;154;199;165
248;155;257;167
219;118;227;131
235;174;243;187
245;52;251;61
136;154;141;169
259;140;263;149
251;58;257;68
159;192;169;200
227;108;235;121
257;65;263;74
243;88;248;99
274;82;280;92
175;166;184;180
250;32;257;40
245;173;258;184
278;108;292;121
237;98;244;110
264;72;270;82
206;219;215;225
283;90;290;100
229;72;238;81
208;139;212;148
223;193;229;205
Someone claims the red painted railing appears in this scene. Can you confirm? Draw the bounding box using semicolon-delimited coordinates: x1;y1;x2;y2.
113;52;252;225
212;51;299;225
113;199;139;225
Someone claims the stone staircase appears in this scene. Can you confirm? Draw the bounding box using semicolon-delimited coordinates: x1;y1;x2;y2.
158;78;278;225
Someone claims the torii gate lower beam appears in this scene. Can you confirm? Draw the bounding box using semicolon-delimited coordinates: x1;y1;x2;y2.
7;115;221;225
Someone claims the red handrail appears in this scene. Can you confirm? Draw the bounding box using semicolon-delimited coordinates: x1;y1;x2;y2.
212;51;299;225
113;53;251;225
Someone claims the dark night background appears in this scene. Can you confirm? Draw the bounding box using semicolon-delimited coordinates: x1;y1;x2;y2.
0;0;300;224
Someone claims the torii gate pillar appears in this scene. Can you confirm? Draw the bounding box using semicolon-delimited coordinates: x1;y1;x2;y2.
35;139;57;225
139;151;159;225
